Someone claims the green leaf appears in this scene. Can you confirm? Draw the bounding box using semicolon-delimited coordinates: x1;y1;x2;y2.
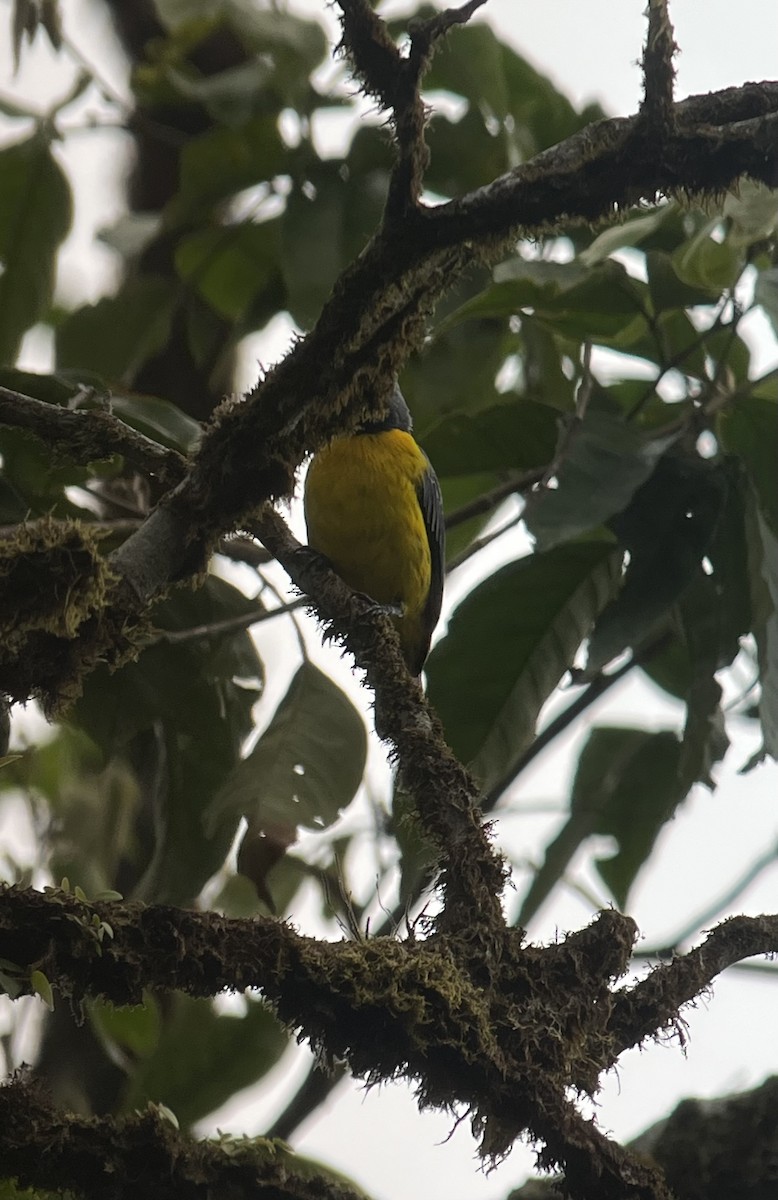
0;134;72;364
580;207;677;266
280;173;347;329
524;411;680;551
71;577;264;902
209;662;367;836
718;396;778;530
0;367;105;408
586;453;728;675
753;509;778;757
175;220;281;320
704;324;752;383
109;392;202;454
427;540;622;788
91;996;162;1057
677;672;729;794
586;728;684;908
30;968;54;1010
422;398;558;475
672;219;743;293
56;277;178;383
227;7;328;79
438;470;501;562
122;995;288;1129
162;60;276;126
754;266;778;339
517;726;684;921
645;249;721;314
0;424;97;519
447;257;649;347
723;181;778;248
520;317;577;412
425;108;512;196
172;117;286;222
422;20;603;153
404;317;515;434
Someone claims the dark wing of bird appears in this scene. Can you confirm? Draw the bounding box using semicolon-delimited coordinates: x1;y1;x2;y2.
417;455;446;649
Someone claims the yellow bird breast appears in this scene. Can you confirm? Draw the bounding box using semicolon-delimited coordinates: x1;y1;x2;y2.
304;429;432;632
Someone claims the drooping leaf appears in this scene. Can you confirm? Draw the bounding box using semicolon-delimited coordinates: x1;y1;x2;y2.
0;424;98;520
676;672;729;794
71;577;264;902
280;171;348;330
0;134;72;364
672;219;744;293
404;318;515;435
718;395;778;530
90;995;162;1058
580;206;678;266
437;470;503;562
645;248;723;314
210;661;367;844
426;109;514;196
422;19;604;154
516;726;684;921
724;181;778;248
108;392;202;454
524;411;680;551
427;539;622;790
588;727;685;908
585;452;728;676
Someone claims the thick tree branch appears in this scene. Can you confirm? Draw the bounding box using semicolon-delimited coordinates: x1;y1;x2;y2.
510;1076;778;1200
641;0;677;133
5;882;774;1198
0;1075;364;1200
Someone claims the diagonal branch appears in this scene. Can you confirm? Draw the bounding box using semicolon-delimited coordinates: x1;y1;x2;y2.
0;385;187;486
608;913;778;1057
254;506;507;934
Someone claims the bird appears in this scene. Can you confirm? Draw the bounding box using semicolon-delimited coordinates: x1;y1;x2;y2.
303;383;445;676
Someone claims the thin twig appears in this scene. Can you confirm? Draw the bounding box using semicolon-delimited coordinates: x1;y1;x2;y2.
152;598;306;645
445;468;545;530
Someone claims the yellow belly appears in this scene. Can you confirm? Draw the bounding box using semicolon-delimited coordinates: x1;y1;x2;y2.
304;430;432;664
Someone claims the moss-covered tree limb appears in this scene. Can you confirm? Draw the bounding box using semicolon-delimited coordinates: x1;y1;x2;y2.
255;507;506;934
608;914;778;1056
640;0;678;134
3;884;777;1197
0;1075;368;1200
510;1076;778;1200
0;385;187;487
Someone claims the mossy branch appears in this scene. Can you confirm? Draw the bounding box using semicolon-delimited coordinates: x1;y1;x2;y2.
0;1075;366;1200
